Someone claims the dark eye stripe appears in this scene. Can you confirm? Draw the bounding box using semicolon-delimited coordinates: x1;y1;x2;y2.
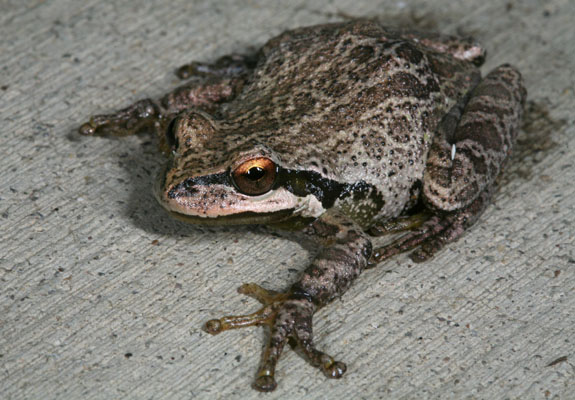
168;168;382;210
168;172;230;199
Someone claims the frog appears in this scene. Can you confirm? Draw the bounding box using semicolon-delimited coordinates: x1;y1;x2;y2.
79;20;526;392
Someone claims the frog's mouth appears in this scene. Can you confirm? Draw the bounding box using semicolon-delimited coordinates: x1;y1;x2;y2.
166;208;296;226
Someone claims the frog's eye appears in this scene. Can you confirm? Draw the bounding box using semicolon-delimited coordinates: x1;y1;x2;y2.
231;157;277;196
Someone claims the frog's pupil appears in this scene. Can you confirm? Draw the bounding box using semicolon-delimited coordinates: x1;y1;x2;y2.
246;166;265;181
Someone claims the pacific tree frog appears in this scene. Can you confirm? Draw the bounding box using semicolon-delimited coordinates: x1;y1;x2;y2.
80;21;526;392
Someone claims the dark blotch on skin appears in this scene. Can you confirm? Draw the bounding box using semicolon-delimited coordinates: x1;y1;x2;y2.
390;72;435;99
395;42;424;64
349;45;375;63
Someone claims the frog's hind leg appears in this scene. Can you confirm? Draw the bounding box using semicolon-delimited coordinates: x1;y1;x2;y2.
370;187;493;264
424;64;526;213
371;64;526;264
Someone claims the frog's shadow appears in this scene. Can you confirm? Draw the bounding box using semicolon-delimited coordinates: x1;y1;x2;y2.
501;100;565;184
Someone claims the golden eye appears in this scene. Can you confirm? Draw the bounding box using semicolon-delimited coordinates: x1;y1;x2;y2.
231;157;277;196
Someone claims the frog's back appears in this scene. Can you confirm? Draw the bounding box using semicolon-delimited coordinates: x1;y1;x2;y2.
221;21;479;224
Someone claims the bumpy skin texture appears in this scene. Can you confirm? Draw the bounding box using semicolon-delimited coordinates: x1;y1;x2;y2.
80;20;526;392
155;22;485;227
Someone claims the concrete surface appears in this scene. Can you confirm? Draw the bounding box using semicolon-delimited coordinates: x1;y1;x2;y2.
1;0;573;399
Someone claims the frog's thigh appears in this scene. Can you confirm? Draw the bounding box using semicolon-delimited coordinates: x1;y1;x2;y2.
423;64;526;213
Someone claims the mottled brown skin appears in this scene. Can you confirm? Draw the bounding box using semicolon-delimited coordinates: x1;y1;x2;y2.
79;21;526;392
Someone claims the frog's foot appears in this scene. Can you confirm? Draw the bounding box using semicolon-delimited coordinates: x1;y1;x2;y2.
370;188;491;265
176;53;258;80
79;99;160;136
205;283;346;392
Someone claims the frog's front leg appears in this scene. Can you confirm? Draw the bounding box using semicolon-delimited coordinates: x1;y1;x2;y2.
78;76;242;139
372;64;526;264
205;213;372;392
79;53;259;138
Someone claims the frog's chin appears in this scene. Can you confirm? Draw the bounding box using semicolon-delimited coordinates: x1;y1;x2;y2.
166;208;297;226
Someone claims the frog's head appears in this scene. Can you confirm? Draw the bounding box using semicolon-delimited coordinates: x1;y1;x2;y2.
154;110;328;225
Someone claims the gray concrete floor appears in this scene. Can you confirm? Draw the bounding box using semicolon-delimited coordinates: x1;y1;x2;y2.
1;0;574;399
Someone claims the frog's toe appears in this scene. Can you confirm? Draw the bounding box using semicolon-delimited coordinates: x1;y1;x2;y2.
203;302;277;334
409;241;440;263
296;339;347;379
369;216;444;264
407;229;451;262
314;352;346;379
176;54;258;80
372;217;455;264
175;62;202;79
238;282;287;305
290;306;347;379
253;375;277;392
78;121;97;136
203;283;292;335
324;360;347;379
369;212;431;236
204;318;225;334
78;116;114;136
